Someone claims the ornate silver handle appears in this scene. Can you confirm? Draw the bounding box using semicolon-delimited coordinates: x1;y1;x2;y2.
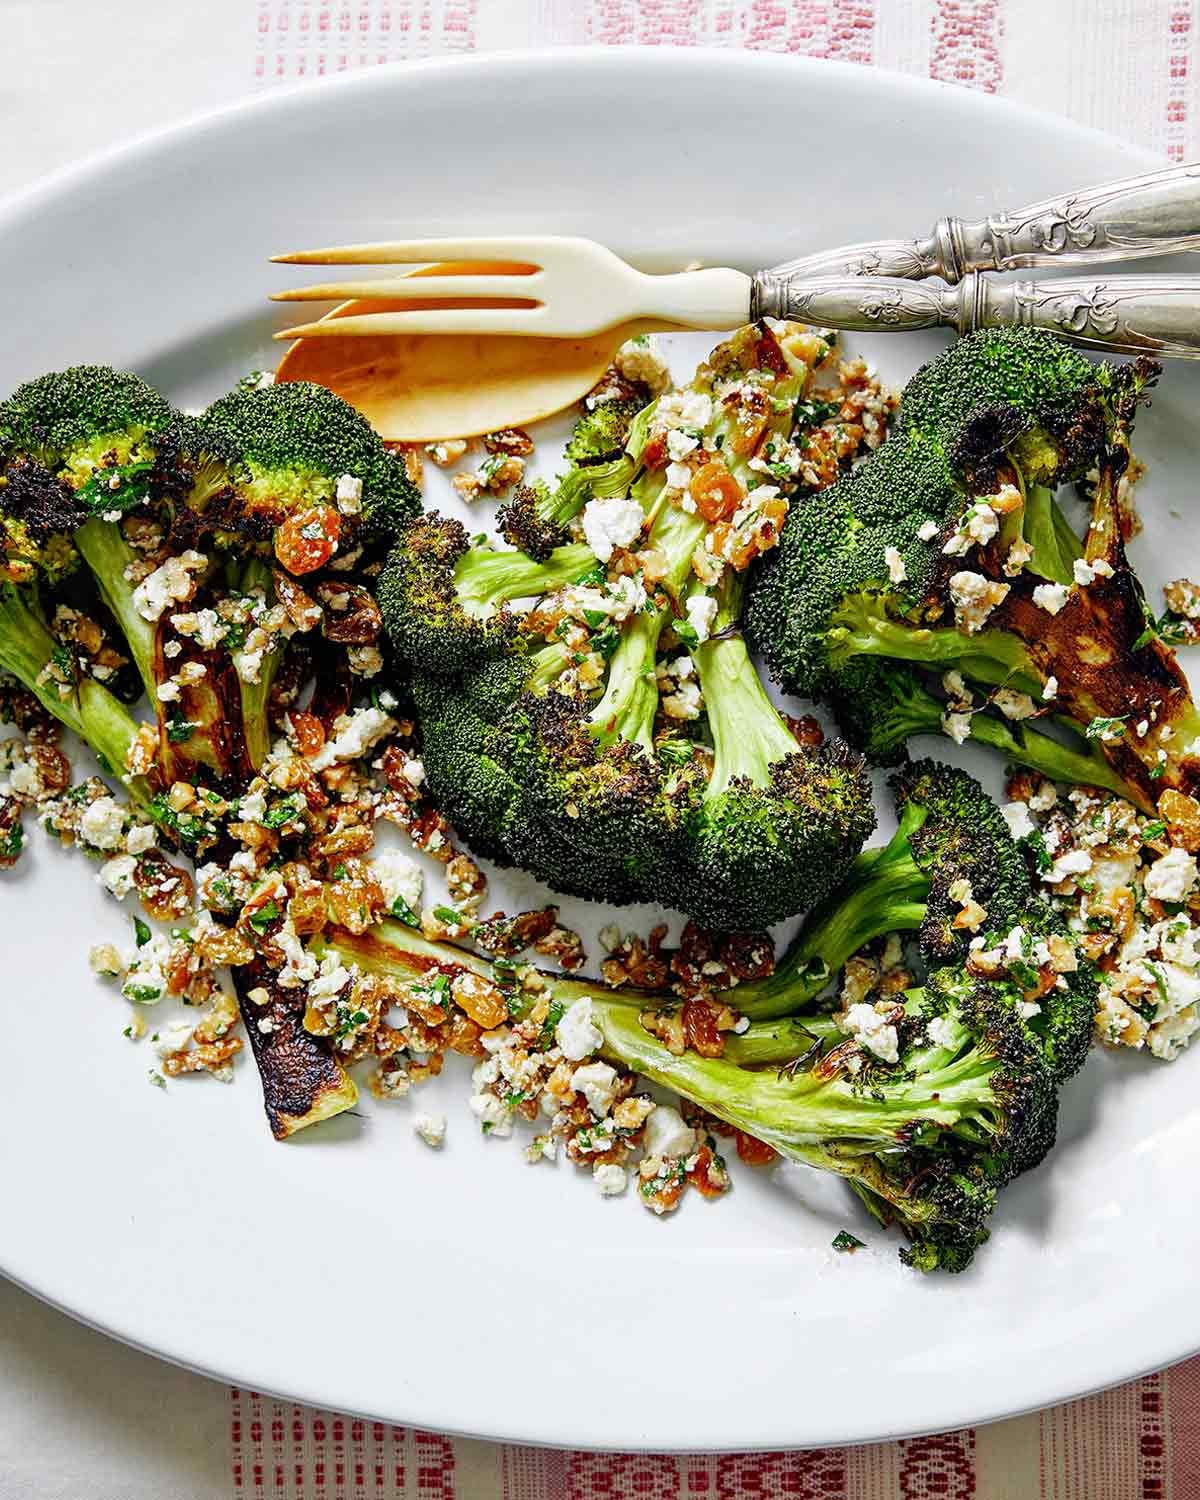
764;162;1200;283
751;271;1200;359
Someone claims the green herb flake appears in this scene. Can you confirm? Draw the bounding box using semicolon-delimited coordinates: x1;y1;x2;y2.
248;900;280;934
832;1230;866;1253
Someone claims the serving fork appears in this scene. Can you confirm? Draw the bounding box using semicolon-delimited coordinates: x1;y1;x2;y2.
273;162;1200;360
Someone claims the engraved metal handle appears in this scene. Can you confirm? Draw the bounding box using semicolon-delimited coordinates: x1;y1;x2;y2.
751;271;1200;359
765;162;1200;284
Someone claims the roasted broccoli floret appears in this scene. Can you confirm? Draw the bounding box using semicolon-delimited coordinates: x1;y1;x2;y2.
711;760;1096;1086
596;964;1056;1272
829;658;1145;805
326;836;1071;1274
199;378;420;570
391;326;878;930
745;328;1199;809
680;580;876;928
379;514;595;676
495;385;645;559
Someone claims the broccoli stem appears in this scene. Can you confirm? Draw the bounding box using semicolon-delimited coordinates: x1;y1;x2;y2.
75;517;160;703
235;558;283;770
694;632;799;797
965;709;1149;809
592;998;1003;1152
322;921;1001;1152
830;598;1038;692
454;542;596;615
0;582;149;807
588;609;664;750
722;1014;840;1065
733;825;932;1021
548;455;636;525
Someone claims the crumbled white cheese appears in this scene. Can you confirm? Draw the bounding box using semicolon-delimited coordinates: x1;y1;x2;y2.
308;707;396;771
942;710;973;745
238;790;267;824
593;1163;628;1196
413;1112;446;1148
125;824;157;856
581;498;645;562
154;1018;195;1057
1043;848;1093;883
373;849;424;917
666;427;699;462
276;921;318;987
1145;846;1199;902
643;1104;696;1159
99;853;138;898
1042;676;1058;701
335;473;363;515
132;551;207;622
883;546;906;584
1000;802;1036;840
571;1060;619;1119
308;952;351;1001
916;519;940;542
661;678;702;720
1073;558;1098;586
1033;582;1071;616
80;796;126;851
841;1002;900;1064
555;997;603;1061
926;1016;959;1051
684;593;718;644
949;571;1008;634
993;688;1037;721
469;1092;514;1137
1149;1007;1200;1060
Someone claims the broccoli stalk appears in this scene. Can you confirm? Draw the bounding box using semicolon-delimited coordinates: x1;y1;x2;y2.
588;608;662;751
74;516;162;704
233;557;286;770
830;660;1148;809
0;581;148;806
454;541;597;615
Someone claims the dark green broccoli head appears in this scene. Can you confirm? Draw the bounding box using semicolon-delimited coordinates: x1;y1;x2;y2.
200;379;419;548
515;686;693;905
891;758;1033;963
684;741;875;931
3;366;176;518
412;652;545;865
0;458;86;584
494;482;570;561
564;397;644;467
826;659;940;767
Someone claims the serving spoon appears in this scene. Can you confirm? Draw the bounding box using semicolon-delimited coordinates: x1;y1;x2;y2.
274;261;663;442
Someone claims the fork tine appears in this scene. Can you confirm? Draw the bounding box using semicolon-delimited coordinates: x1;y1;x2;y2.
273;307;559;340
270;237;554;267
271;274;542;304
